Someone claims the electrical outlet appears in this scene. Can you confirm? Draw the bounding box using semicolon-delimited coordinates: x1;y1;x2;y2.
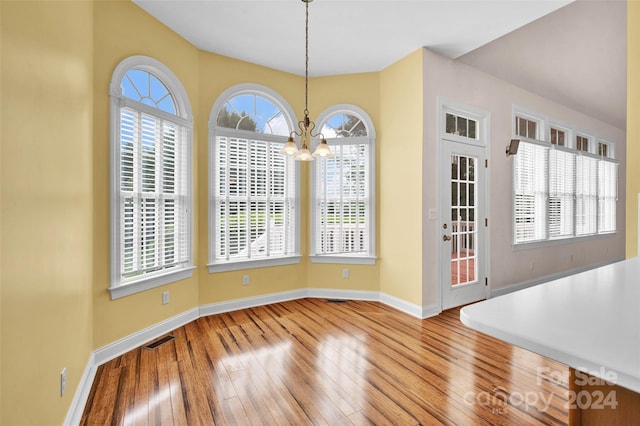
162;291;170;305
343;268;349;279
242;275;249;285
60;368;66;397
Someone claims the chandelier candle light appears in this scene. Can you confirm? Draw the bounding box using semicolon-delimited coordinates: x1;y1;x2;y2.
280;0;333;161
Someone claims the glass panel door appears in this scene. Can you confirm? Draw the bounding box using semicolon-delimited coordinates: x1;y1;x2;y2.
450;154;477;286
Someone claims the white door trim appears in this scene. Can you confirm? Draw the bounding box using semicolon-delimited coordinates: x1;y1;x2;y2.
437;99;491;310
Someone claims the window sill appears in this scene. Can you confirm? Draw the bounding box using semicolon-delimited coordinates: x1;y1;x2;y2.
310;255;377;265
512;231;617;251
208;255;302;273
109;266;196;300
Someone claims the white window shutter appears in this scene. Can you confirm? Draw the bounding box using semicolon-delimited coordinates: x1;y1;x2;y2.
214;136;296;262
597;160;617;233
514;142;548;243
576;155;598;235
549;148;575;238
119;108;190;280
315;143;370;255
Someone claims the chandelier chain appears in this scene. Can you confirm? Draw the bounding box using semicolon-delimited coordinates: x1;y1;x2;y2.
304;0;309;116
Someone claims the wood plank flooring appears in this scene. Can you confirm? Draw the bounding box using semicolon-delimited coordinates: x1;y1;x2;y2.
81;299;570;425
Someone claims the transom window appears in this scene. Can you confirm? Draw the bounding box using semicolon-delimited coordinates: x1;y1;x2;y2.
576;135;590;152
445;112;478;139
513;109;617;245
209;85;299;272
109;56;193;299
515;115;539;139
311;106;376;264
550;127;566;146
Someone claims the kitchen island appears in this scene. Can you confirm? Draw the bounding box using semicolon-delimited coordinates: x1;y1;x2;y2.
461;257;640;425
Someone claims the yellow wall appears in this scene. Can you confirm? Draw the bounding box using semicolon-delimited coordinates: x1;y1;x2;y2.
196;52;308;305
1;2;94;424
627;1;640;258
305;73;381;292
378;50;424;305
91;0;201;348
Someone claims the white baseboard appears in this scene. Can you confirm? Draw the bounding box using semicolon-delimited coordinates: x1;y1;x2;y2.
490;258;624;298
64;353;96;426
199;289;308;316
307;288;379;302
379;292;424;318
69;290;439;424
421;303;442;319
94;307;199;365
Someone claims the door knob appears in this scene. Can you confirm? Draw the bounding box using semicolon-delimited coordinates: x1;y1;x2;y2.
443;235;451;241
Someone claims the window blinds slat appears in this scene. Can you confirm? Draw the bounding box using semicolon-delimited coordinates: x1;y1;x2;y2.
514;142;548;243
514;140;617;244
549;148;575;238
119;107;189;280
315;141;370;255
576;155;598;235
598;160;617;233
214;135;296;262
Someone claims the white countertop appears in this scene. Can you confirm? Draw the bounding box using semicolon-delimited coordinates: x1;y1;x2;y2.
460;257;640;393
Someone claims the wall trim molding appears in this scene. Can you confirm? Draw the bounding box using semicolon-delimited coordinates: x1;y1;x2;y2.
64;353;96;426
490;258;624;298
94;307;200;366
379;292;424;318
199;289;308;316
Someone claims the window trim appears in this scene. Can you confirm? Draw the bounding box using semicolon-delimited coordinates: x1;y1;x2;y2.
511;107;618;247
207;83;301;273
513;107;544;141
309;104;377;264
442;105;486;146
109;56;194;299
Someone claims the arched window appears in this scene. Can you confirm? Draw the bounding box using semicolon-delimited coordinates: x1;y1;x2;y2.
109;56;193;299
208;84;300;271
311;105;376;264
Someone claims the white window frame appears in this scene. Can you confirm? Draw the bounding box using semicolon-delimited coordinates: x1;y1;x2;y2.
109;56;194;299
514;110;543;140
549;123;571;147
208;84;301;273
310;104;377;264
512;107;618;247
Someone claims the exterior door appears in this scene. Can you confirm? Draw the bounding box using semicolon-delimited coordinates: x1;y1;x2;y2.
440;141;487;309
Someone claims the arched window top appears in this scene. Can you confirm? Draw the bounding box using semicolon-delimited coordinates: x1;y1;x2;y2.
110;55;192;122
121;69;176;114
316;104;375;140
216;92;290;136
320;112;367;138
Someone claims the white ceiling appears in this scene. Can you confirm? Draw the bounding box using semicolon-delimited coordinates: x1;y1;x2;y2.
133;0;626;129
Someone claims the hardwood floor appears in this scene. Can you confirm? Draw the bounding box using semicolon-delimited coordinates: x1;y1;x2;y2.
81;299;569;425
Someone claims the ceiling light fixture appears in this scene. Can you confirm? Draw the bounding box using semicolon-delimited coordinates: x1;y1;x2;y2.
280;0;333;161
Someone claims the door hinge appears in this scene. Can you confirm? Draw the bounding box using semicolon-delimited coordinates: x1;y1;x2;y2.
485;277;488;286
485;218;488;227
485;159;488;168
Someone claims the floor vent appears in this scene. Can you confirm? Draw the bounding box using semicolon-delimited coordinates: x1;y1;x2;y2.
327;299;348;304
144;335;176;350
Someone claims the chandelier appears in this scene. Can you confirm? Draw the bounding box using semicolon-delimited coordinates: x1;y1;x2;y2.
280;0;333;161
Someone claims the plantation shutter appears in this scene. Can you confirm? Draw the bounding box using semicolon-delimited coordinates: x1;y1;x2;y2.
120;107;190;280
514;142;548;243
549;148;575;238
214;136;296;262
597;160;618;233
315;142;369;255
576;155;598;235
